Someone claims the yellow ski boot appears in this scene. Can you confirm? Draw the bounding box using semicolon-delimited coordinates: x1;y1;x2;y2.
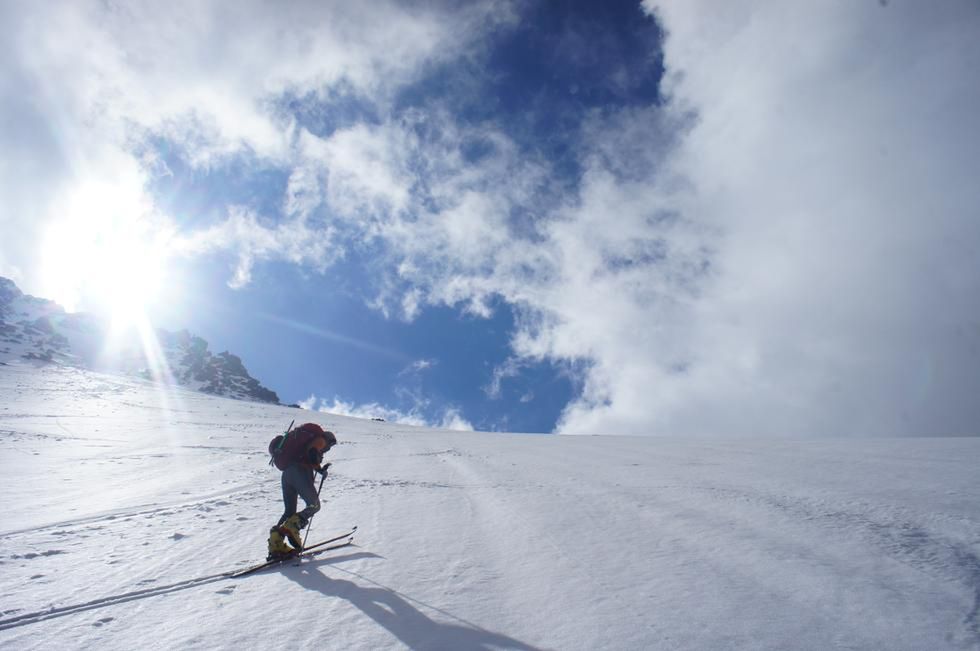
267;527;294;561
278;514;308;550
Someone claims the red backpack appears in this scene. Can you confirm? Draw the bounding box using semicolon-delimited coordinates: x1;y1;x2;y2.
268;421;323;470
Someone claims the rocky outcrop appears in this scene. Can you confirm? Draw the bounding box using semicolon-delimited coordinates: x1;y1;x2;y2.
0;277;280;404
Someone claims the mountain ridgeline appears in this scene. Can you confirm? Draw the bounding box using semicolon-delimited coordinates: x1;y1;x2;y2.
0;277;280;404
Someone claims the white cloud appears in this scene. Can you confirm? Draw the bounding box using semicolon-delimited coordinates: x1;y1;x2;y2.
604;0;980;436
309;395;474;432
173;206;339;289
0;0;512;304
297;394;318;411
296;2;980;437
14;0;490;161
299;109;556;320
310;124;415;219
485;357;526;399
400;359;436;376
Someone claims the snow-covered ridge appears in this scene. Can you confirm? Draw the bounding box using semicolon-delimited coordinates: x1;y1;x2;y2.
0;277;279;404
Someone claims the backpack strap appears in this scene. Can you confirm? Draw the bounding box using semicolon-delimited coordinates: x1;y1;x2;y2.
268;419;295;466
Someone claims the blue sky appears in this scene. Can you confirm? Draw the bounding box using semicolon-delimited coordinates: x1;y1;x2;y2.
2;0;980;436
173;1;659;433
130;0;669;432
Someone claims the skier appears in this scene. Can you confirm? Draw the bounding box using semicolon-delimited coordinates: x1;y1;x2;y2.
266;422;337;560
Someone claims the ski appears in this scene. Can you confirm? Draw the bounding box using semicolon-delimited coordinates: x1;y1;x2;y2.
297;525;357;554
229;533;355;578
229;526;357;578
288;537;354;564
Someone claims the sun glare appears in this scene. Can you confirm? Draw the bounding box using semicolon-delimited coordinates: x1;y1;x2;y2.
41;179;172;330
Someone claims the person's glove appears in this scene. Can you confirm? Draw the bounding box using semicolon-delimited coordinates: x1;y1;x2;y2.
307;447;324;465
318;462;332;476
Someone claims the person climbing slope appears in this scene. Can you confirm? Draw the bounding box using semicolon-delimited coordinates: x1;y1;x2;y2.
266;422;337;560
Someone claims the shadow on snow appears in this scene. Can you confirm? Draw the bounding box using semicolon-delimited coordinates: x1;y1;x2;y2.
284;554;546;651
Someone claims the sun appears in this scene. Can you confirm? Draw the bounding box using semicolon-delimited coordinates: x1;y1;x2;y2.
41;179;172;330
89;229;167;328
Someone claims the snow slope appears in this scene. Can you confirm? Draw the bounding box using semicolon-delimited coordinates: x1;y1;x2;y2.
1;362;979;650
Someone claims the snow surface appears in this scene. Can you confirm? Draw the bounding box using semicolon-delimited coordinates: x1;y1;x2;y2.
1;362;979;650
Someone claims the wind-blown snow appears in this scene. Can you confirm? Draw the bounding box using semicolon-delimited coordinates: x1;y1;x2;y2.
1;362;978;649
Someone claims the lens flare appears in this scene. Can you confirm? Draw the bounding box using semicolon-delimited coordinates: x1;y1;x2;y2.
40;179;173;329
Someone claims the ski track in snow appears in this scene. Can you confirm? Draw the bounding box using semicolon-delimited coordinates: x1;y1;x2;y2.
0;362;979;649
0;484;264;539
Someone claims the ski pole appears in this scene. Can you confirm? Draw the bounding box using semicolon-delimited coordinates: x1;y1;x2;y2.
301;470;328;550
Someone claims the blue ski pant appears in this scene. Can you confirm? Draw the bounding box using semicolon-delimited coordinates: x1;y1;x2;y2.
277;464;321;526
